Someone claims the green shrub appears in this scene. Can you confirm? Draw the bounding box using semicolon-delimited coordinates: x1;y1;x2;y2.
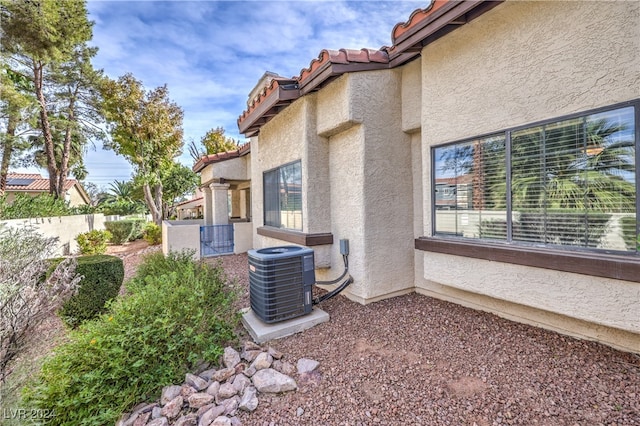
57;255;124;328
76;230;112;255
104;220;146;244
0;193;73;219
25;252;238;425
142;222;161;245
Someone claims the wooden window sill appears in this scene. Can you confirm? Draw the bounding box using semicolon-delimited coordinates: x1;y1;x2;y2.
415;237;640;283
258;227;333;246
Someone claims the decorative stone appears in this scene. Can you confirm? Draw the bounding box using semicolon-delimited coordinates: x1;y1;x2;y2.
244;366;256;377
195;403;215;418
186;373;209;391
132;412;151;426
152;406;162;419
212;367;235;382
272;360;296;376
198;405;226;426
206;381;220;397
181;384;197;398
244;341;261;351
220;396;240;415
267;346;283;360
252;368;298;393
250;352;273;370
161;385;183;405
296;407;304;417
217;382;238;400
297;358;320;374
160;395;183;419
238;386;259;412
174;414;198;426
199;368;217;382
188;392;214;409
229;416;242;426
211;416;232;426
232;374;251;394
146;418;169;426
223;347;241;368
241;350;262;363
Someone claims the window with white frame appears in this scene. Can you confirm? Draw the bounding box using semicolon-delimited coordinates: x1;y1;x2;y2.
263;160;303;231
432;101;638;253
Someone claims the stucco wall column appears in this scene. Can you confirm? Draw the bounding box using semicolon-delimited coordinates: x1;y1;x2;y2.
240;189;250;220
202;186;213;225
230;190;241;218
210;183;230;225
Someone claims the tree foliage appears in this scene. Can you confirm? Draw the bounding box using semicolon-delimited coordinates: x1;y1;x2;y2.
100;73;183;225
159;162;199;219
0;0;98;198
188;126;239;161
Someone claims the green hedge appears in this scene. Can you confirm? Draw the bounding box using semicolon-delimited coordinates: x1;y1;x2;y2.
26;252;238;425
76;230;112;255
58;255;124;328
104;220;146;244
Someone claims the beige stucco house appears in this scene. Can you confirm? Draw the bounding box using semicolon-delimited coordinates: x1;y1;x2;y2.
193;0;640;353
4;173;91;207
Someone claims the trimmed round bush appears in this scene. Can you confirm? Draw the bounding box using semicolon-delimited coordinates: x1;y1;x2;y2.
58;255;124;328
105;220;146;244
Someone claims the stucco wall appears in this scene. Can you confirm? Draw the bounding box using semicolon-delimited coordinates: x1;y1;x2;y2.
162;220;202;259
200;156;250;183
401;59;421;133
1;214;106;256
416;0;640;352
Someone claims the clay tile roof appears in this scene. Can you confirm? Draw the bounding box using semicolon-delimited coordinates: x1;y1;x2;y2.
238;0;503;137
391;0;447;42
192;143;252;173
5;173;78;192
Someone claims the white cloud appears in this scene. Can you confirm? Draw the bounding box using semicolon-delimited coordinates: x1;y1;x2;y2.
81;0;426;181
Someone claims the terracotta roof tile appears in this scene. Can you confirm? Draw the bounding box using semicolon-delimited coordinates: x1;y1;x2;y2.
237;1;502;136
192;143;251;173
391;0;447;42
5;173;78;192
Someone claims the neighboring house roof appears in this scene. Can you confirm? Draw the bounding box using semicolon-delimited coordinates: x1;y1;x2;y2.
192;142;251;173
237;0;503;137
176;196;203;209
4;173;91;204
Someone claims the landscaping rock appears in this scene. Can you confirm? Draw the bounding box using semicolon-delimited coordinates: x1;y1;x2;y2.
297;358;320;374
186;373;209;391
160;396;183;419
188;392;214;409
115;342;308;426
250;352;272;370
161;386;183;405
238;387;258;412
252;368;297;393
223;347;241;368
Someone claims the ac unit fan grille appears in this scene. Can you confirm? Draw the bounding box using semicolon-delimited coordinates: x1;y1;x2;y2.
248;247;315;323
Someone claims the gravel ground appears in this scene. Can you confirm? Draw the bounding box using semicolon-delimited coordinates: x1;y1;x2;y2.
204;254;640;426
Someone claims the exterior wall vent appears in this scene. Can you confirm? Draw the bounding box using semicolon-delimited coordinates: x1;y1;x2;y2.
248;246;315;323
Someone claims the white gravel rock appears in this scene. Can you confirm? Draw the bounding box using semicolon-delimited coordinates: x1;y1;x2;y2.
251;368;297;393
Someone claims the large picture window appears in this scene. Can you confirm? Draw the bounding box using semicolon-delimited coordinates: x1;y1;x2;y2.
433;102;638;253
263;160;302;231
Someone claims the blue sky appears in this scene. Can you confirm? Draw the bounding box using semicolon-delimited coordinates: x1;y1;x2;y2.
21;1;427;187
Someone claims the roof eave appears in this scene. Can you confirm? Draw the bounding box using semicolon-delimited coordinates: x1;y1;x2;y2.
389;0;504;65
238;84;300;136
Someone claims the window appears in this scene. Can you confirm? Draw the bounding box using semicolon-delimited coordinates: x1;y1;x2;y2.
433;102;638;253
263;160;302;230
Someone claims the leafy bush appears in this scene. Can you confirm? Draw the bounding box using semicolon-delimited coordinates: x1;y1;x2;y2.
0;193;73;219
0;226;80;382
76;230;112;255
104;220;146;244
57;255;124;328
142;222;161;245
25;252;238;425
